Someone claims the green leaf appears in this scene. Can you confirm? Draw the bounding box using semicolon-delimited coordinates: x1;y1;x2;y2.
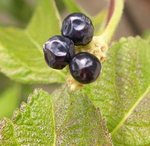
27;0;61;46
143;30;150;41
0;89;55;145
92;10;107;35
62;0;83;13
0;28;65;84
0;87;112;145
0;86;20;119
0;0;65;84
52;87;112;145
0;0;12;11
112;88;150;146
0;0;34;25
83;37;150;145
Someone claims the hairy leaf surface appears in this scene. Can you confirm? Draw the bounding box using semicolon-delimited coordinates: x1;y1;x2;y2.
0;87;112;145
83;37;150;145
0;0;65;83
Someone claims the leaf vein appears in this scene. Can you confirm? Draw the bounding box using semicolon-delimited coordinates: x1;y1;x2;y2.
111;86;150;136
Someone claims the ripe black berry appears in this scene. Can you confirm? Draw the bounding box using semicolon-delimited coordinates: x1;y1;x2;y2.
61;13;94;46
43;35;75;69
69;52;101;84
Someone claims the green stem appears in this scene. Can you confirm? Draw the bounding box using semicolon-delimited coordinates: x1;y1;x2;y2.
100;0;124;43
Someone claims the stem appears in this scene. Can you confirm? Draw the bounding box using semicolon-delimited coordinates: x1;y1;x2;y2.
106;0;115;26
100;0;124;43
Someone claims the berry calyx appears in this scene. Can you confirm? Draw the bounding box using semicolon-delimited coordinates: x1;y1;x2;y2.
61;13;94;46
69;52;101;84
43;35;75;69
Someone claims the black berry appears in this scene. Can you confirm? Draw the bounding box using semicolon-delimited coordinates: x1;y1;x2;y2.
43;35;75;69
69;52;101;84
61;13;94;46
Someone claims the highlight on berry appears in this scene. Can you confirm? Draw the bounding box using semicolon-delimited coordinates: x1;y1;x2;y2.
43;12;101;84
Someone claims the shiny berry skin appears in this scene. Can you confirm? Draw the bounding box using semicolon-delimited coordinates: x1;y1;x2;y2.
43;35;75;69
69;52;101;84
61;13;94;46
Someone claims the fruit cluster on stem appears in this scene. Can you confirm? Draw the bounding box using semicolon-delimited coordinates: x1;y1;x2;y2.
43;0;124;91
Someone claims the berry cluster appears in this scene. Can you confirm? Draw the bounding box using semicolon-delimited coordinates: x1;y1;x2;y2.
43;13;102;84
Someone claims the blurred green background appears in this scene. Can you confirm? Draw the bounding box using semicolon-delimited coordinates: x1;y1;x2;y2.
0;0;149;120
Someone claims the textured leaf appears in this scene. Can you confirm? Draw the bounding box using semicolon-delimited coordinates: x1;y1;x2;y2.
113;88;150;146
0;0;65;84
0;28;65;84
52;87;112;145
0;87;112;145
0;89;55;146
0;86;20;119
83;37;150;145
